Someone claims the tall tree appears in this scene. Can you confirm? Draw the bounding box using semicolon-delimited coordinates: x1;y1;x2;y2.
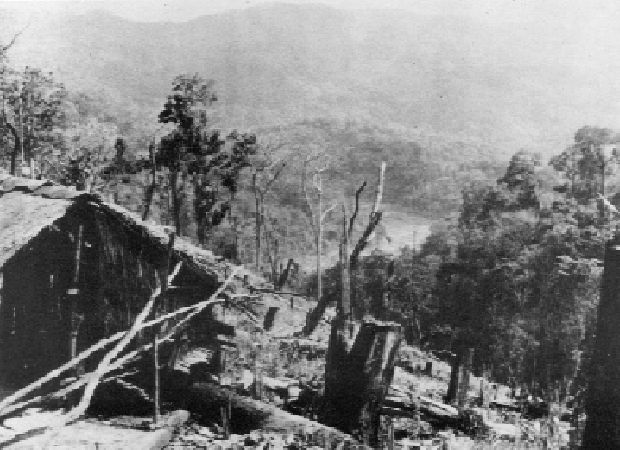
156;75;256;240
157;74;217;235
0;67;67;175
549;126;618;202
249;141;287;272
301;155;336;308
497;150;541;210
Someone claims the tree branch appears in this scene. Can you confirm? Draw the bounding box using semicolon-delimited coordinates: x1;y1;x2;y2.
321;203;338;223
4;121;20;176
1;23;30;55
264;161;286;193
0;264;252;423
301;157;317;230
350;162;386;270
276;258;295;290
349;181;367;236
350;212;383;270
372;161;387;214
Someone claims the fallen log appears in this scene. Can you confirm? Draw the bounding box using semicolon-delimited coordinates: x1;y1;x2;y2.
420;396;459;419
380;406;414;418
187;381;361;443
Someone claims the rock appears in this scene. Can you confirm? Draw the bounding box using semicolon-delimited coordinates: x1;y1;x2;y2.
244;436;259;446
198;426;215;437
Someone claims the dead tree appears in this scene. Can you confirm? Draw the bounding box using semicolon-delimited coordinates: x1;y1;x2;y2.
303;163;383;334
264;228;295;290
321;162;401;446
445;347;474;407
187;382;360;441
301;156;336;314
0;25;28;57
252;158;286;272
142;142;158;221
349;162;385;318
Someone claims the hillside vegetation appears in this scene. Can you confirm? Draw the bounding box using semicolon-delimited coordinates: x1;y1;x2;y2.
1;5;619;447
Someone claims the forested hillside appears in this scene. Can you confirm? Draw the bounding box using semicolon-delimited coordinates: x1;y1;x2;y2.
2;4;620;446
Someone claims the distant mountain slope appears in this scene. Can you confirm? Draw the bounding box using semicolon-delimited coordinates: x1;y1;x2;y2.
2;3;615;160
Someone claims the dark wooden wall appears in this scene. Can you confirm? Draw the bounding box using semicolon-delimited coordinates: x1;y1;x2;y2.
0;225;74;385
0;201;216;388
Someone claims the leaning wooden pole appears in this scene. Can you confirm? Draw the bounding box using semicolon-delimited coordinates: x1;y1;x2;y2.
69;224;84;376
583;236;620;448
154;232;175;424
254;173;261;272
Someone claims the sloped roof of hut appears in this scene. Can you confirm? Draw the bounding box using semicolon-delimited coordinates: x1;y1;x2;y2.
0;173;268;290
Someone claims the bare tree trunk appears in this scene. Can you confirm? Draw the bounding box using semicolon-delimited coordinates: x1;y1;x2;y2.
187;382;360;442
277;258;295;291
142;143;157;221
446;349;462;405
322;162;395;445
341;203;351;319
350;162;386;318
170;169;182;236
317;175;322;305
154;233;175;424
253;173;261;272
304;163;384;334
7;122;20;176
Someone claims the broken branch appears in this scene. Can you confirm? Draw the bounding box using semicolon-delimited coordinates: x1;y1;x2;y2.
349;181;367;236
263;161;287;192
301;157;317;230
63;269;167;425
0;264;247;421
1;23;30;54
371;162;386;214
321;203;337;223
350;161;386;270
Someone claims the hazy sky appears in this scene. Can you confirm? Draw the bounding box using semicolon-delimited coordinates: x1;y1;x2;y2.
2;0;620;29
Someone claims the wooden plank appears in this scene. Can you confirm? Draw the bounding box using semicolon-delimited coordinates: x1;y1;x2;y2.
69;224;84;376
154;232;176;424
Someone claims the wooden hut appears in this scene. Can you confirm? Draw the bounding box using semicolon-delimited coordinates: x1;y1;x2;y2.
0;174;259;388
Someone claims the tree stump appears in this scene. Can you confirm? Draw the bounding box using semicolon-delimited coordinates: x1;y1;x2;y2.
446;347;474;407
322;317;402;446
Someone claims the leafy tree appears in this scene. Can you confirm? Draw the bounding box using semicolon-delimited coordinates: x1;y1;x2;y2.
0;67;67;175
549;126;618;202
422;146;606;400
155;74;256;240
498;151;541;209
458;183;511;229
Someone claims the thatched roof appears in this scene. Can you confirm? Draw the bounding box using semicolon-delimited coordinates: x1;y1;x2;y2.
0;173;267;289
0;173;92;267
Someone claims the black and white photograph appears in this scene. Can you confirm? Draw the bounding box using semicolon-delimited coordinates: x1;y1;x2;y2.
0;0;619;448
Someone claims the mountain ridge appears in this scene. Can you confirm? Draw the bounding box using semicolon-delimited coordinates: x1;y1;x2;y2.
1;3;617;192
